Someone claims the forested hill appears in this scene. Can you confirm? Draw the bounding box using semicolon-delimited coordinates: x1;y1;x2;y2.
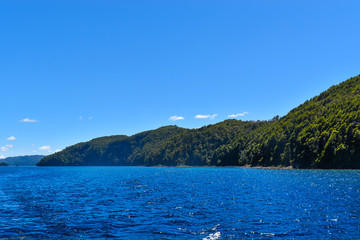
38;75;360;168
37;126;187;166
144;120;266;166
234;74;360;169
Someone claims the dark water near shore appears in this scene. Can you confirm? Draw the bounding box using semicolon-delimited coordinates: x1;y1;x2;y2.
0;167;359;239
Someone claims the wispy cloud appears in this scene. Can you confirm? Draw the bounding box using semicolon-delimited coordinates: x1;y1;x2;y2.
0;156;5;159
228;112;248;118
80;116;93;121
54;149;62;153
1;145;13;152
7;136;16;141
169;115;184;121
195;114;218;120
20;118;38;123
39;146;51;151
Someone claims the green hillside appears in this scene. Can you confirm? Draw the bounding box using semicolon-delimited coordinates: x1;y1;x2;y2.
145;75;360;168
37;126;186;166
232;75;360;169
38;75;360;169
144;119;266;166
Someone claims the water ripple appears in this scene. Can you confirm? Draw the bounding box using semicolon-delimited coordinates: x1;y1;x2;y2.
0;167;359;239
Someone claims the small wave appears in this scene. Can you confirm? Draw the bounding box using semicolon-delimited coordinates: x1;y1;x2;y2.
203;231;221;240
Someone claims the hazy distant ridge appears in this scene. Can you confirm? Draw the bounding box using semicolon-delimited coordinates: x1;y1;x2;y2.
4;155;45;166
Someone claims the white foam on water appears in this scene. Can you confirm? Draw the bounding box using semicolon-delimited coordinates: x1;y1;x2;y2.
212;224;220;230
203;231;221;240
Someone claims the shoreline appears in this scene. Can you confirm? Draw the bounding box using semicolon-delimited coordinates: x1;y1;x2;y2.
235;165;294;170
34;164;360;170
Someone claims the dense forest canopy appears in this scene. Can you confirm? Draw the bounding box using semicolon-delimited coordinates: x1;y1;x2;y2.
38;126;187;166
37;75;360;169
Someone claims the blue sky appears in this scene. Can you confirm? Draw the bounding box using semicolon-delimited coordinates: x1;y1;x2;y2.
1;0;360;157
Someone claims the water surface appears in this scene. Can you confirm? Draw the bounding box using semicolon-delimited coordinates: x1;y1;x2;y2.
0;167;359;239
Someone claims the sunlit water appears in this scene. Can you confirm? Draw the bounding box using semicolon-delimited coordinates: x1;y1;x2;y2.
0;167;359;239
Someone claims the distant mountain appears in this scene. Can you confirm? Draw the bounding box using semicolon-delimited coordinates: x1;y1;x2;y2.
38;75;360;169
4;155;45;166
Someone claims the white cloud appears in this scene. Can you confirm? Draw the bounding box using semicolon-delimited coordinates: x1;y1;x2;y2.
39;146;51;151
228;112;249;118
54;149;62;153
79;116;93;121
1;145;13;152
195;114;218;120
20;118;38;123
7;136;16;141
0;156;5;159
169;115;184;121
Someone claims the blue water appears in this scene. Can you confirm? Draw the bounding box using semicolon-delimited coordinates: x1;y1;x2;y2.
0;167;359;239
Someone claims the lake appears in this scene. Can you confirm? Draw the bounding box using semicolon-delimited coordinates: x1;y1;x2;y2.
0;167;359;239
